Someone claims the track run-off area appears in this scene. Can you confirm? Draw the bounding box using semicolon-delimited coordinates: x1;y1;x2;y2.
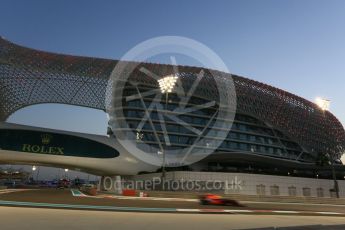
0;188;345;216
1;189;345;229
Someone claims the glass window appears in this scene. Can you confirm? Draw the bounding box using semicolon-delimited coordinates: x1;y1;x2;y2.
170;135;178;143
256;184;266;196
178;136;188;144
167;125;179;132
167;104;177;110
259;146;265;153
303;187;311;197
208;130;217;136
186;137;195;145
150;112;158;120
193;117;204;125
182;115;192;123
258;137;265;143
143;123;151;130
239;124;246;131
154;123;162;131
220;141;227;149
217;130;227;137
246;125;253;132
128;100;140;107
270;185;280;196
317;188;324;197
240;143;248;150
288;186;297;196
239;134;246;140
229;132;237;139
144;133;154;142
128;122;138;129
229;142;238;149
193;109;205;116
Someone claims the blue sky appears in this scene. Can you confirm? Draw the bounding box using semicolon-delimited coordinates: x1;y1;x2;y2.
1;0;345;175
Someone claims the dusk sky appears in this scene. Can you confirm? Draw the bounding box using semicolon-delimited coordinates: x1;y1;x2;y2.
1;0;345;177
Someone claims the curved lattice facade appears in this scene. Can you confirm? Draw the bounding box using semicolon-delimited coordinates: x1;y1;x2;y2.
0;37;344;164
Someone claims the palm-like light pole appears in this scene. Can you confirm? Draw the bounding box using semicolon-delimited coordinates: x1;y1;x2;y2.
158;75;178;180
32;165;36;182
32;165;40;181
315;97;339;198
64;168;69;179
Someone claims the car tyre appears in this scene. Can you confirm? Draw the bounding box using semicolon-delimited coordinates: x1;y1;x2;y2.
200;200;209;205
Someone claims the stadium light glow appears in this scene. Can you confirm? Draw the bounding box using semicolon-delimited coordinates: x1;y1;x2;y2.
158;75;178;93
315;97;330;111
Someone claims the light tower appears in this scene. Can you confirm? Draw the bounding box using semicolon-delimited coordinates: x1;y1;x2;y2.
158;75;178;180
315;97;339;198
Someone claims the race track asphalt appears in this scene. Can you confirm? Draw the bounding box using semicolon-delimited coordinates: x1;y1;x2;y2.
1;188;345;214
1;206;345;230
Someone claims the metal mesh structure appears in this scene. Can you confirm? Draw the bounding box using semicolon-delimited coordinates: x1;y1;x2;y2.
0;37;344;160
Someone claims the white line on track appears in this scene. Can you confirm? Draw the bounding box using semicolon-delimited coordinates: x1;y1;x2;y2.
272;211;299;214
0;189;31;194
315;212;342;215
242;200;345;207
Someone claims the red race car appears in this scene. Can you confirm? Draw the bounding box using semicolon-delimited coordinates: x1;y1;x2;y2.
199;194;243;206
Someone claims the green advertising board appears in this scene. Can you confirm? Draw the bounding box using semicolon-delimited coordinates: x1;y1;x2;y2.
0;129;119;158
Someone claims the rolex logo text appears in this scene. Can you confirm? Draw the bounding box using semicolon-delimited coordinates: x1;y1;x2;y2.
21;134;64;155
22;144;64;155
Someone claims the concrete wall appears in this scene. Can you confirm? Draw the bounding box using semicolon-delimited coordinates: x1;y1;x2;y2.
126;171;345;198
